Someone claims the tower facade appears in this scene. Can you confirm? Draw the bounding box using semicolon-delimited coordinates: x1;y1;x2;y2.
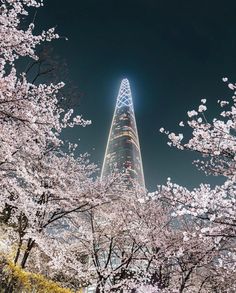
101;79;145;188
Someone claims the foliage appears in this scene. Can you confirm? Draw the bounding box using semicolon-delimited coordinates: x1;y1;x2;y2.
0;255;73;293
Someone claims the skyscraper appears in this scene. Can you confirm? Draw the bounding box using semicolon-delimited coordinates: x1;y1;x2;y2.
101;79;145;188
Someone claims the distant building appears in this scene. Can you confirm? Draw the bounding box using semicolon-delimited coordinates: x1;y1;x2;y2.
101;79;145;188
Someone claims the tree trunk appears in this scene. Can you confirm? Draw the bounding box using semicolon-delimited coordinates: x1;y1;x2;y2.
14;238;23;264
20;238;35;268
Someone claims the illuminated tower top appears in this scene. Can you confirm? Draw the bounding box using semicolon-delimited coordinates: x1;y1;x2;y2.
116;78;133;109
101;78;145;188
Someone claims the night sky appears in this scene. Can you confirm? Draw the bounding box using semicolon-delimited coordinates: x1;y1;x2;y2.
38;0;236;190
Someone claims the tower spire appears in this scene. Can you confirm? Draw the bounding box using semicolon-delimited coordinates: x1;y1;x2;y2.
101;79;145;188
116;78;133;108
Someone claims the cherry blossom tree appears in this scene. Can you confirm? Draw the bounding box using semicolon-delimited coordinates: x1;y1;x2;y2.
54;181;229;293
0;2;105;291
158;78;236;289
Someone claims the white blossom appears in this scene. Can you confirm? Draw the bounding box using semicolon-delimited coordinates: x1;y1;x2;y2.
187;110;198;117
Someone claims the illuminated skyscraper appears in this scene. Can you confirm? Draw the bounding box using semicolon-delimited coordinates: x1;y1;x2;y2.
101;79;145;188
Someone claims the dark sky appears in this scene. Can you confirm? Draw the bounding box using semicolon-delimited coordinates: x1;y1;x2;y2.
38;0;236;190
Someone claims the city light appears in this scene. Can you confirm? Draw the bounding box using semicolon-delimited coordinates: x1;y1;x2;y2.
101;79;145;188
